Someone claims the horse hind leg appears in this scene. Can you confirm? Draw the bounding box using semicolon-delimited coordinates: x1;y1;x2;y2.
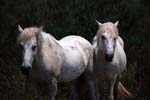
69;73;90;100
88;76;98;100
86;56;97;100
68;80;78;100
77;73;97;100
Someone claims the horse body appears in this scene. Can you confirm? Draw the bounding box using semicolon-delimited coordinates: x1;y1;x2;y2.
93;21;127;100
31;33;92;83
18;26;96;100
59;36;93;82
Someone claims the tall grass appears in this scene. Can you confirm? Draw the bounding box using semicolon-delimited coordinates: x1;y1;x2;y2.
0;0;150;99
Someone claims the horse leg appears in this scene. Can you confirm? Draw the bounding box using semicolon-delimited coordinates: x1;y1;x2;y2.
84;71;98;100
107;75;117;100
113;75;120;100
68;81;78;100
87;56;98;100
88;78;97;100
99;80;105;100
32;82;43;100
69;74;87;100
48;77;57;100
95;79;100;100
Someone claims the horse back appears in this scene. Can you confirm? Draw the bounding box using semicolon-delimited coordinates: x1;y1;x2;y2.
59;35;93;60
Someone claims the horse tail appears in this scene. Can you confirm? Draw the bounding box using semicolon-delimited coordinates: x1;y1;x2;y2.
118;82;134;98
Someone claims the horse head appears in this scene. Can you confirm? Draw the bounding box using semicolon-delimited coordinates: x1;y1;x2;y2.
96;20;119;62
17;25;43;75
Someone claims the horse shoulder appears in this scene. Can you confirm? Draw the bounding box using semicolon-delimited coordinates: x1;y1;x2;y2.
39;33;64;77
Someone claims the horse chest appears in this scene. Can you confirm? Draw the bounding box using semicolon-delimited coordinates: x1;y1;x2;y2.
30;70;51;82
95;61;119;77
31;62;61;82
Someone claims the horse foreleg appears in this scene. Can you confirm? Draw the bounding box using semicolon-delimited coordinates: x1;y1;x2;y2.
113;75;120;100
33;82;43;100
48;77;57;100
107;75;117;100
98;80;105;100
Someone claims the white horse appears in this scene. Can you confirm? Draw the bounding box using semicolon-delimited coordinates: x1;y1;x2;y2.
93;21;132;100
17;26;96;100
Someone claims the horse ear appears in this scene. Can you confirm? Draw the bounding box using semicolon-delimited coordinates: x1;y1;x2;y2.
114;21;119;26
18;25;23;33
37;26;43;34
96;20;103;26
36;26;43;41
36;26;43;36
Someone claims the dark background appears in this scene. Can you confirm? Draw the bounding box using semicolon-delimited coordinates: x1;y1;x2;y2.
0;0;149;100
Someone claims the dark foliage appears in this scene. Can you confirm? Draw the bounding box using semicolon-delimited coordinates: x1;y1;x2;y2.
0;0;150;99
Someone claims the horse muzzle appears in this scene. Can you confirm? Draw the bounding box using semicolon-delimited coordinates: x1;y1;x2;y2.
20;66;31;75
105;54;113;62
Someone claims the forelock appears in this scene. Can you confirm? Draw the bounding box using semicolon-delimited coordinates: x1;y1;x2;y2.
18;27;39;43
97;22;118;37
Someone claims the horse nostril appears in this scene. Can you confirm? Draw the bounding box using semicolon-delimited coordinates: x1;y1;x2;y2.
20;66;31;75
105;54;113;62
28;66;31;70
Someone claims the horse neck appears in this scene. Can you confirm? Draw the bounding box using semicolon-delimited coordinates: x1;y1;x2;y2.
43;32;61;47
37;32;63;60
33;33;64;73
95;46;106;63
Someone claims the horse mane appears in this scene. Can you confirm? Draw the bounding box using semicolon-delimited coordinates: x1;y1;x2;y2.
36;30;60;49
18;27;39;43
17;26;61;50
97;22;119;37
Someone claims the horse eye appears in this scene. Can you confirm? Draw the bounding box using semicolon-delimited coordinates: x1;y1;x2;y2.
32;45;36;51
102;35;105;40
114;37;117;41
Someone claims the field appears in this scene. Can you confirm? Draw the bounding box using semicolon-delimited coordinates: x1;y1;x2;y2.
0;0;150;99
